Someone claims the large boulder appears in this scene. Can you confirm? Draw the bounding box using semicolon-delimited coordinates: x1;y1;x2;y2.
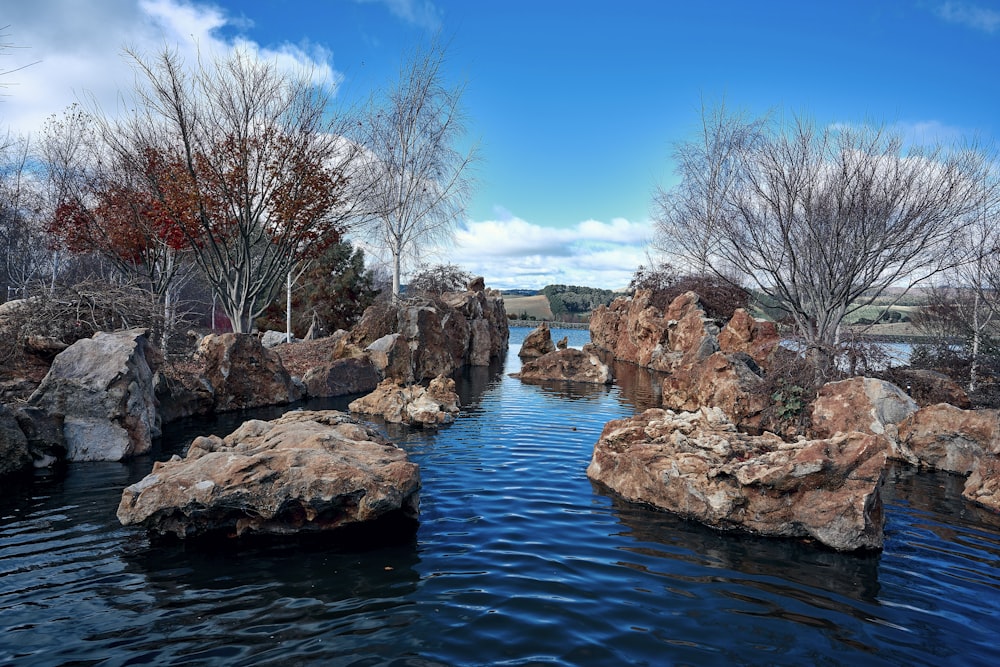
303;357;381;397
196;333;302;412
897;403;1000;474
811;377;918;460
348;283;508;383
519;322;556;360
513;347;612;384
587;407;888;551
117;410;420;540
349;376;461;427
28;328;160;461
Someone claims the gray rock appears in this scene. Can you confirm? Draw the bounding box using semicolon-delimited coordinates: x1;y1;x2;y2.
28;328;159;462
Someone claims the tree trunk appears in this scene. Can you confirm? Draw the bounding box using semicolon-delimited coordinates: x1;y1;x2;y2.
286;270;293;343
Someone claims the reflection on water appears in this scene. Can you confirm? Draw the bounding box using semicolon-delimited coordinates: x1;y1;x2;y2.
0;327;998;665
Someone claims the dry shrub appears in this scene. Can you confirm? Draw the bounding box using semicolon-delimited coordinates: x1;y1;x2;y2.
757;348;820;437
630;264;750;322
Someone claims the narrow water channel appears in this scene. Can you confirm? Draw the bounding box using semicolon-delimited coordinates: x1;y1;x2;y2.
1;327;999;665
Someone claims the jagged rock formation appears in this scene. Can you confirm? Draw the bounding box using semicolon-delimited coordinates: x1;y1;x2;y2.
519;322;556;360
117;410;420;540
28;328;159;461
513;347;612;385
344;279;508;383
349;375;460;427
587;407;888;551
195;333;302;412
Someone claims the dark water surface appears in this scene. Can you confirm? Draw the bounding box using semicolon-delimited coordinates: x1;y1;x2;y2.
2;327;1000;666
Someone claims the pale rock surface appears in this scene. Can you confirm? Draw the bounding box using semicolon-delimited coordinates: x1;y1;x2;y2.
28;328;159;461
811;377;918;460
587;407;888;551
349;376;460;427
117;410;420;540
964;457;1000;512
897;403;1000;474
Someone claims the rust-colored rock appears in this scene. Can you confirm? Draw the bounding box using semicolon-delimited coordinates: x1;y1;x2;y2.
661;351;768;432
587;407;888;551
196;333;302;412
717;309;781;368
518;322;555;360
349;375;460;427
513;348;612;385
897;403;1000;474
117;410;420;540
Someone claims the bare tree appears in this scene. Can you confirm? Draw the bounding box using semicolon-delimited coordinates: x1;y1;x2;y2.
652;97;764;274
92;47;362;333
359;41;476;297
656;108;992;379
0;135;52;298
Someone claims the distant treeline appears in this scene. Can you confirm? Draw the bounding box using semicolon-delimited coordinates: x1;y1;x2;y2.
540;284;618;316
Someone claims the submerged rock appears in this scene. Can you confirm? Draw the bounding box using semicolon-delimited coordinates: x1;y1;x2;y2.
117;410;420;541
513;347;612;385
349;376;460;427
587;407;888;551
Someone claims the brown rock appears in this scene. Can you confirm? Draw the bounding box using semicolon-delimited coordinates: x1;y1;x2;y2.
349;286;508;383
519;322;556;360
117;410;420;540
303;357;381;397
587;407;888;551
717;309;781;367
349;376;460;427
513;348;612;385
897;403;1000;474
661;352;768;431
196;333;302;412
964;457;1000;512
811;377;918;458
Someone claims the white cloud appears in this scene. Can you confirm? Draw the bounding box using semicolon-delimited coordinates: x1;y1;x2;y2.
0;0;342;137
354;0;443;31
426;215;653;290
936;2;1000;33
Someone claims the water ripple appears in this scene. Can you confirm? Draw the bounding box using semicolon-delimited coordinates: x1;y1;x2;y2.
0;328;998;665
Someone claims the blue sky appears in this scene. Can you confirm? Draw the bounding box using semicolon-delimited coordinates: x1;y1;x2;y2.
3;0;998;289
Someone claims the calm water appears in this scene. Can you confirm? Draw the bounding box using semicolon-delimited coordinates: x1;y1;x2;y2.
2;327;999;666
